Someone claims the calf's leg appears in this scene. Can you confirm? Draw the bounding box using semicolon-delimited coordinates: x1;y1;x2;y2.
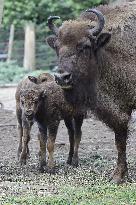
47;122;59;172
16;107;23;159
19;119;32;165
38;127;47;173
17;123;23;159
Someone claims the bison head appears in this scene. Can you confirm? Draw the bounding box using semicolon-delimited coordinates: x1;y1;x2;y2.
28;72;54;84
20;87;46;122
47;9;111;90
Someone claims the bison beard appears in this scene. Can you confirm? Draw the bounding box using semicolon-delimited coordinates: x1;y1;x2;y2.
46;1;136;184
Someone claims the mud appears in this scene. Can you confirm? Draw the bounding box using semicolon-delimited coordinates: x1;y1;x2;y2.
0;87;135;198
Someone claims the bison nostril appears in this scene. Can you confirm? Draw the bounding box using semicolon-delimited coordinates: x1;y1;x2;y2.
25;111;33;118
63;73;72;81
54;73;61;83
54;72;72;87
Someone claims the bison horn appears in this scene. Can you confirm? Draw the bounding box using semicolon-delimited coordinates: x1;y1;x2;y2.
47;16;60;35
85;9;105;36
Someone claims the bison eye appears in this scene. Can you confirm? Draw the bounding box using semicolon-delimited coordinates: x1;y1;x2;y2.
21;100;24;105
77;42;91;54
41;78;47;82
76;44;84;53
34;99;38;104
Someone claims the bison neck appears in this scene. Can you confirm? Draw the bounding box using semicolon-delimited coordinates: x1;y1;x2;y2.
85;49;134;131
63;78;97;111
96;46;136;113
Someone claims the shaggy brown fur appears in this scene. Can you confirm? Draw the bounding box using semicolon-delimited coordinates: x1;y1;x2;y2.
15;73;54;166
20;79;85;172
46;1;136;183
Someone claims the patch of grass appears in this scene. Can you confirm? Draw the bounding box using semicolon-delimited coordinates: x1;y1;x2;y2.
1;181;136;205
0;61;51;84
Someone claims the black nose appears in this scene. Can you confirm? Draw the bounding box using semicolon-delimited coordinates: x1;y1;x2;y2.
25;110;33;118
54;72;72;85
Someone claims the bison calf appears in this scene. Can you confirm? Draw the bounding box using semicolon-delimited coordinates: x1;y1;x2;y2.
15;73;54;165
20;76;85;172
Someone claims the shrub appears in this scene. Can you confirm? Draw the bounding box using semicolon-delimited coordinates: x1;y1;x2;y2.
0;61;50;84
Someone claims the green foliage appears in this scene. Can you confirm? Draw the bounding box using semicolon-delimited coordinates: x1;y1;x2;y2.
0;61;25;84
0;61;48;84
1;0;108;82
3;0;107;28
36;39;57;70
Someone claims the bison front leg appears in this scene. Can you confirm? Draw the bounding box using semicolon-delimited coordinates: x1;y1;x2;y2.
72;115;83;167
17;123;23;159
38;127;47;173
47;122;59;173
64;118;75;165
112;129;128;184
16;107;24;160
19;119;32;165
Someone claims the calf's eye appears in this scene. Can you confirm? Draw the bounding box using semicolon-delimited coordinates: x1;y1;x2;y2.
21;100;24;105
35;100;38;104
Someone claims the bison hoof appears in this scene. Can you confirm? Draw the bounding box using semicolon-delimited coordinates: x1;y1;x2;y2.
39;166;45;173
19;158;26;165
110;166;128;184
39;160;46;173
67;156;72;165
45;167;56;174
72;156;79;168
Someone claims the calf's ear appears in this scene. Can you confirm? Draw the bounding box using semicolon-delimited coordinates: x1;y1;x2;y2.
20;88;25;96
96;33;111;49
28;76;37;84
46;35;57;50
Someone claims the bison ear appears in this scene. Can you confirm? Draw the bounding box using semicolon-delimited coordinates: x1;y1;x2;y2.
46;35;57;50
28;76;37;84
96;33;111;49
41;90;47;98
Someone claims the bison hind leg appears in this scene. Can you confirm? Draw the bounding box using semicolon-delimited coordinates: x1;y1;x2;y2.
111;128;128;184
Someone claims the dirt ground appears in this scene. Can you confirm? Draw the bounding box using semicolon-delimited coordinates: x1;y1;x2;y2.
0;87;136;199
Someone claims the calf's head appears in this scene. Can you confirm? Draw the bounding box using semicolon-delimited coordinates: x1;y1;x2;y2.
47;9;111;89
20;87;45;122
28;72;54;84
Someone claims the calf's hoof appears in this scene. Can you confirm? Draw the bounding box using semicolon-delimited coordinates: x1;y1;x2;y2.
17;149;22;160
39;166;45;173
72;156;79;168
39;160;46;173
45;166;56;174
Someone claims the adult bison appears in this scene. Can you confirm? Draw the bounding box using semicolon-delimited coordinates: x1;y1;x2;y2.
46;1;136;184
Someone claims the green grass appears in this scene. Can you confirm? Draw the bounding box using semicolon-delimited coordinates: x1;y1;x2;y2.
1;182;136;205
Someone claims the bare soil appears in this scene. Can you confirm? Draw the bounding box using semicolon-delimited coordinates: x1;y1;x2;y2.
0;87;135;199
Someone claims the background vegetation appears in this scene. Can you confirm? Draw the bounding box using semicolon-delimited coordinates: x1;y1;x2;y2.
0;0;111;84
3;0;108;29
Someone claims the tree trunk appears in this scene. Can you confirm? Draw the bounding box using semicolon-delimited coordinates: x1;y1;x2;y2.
0;0;4;26
7;24;15;63
23;22;36;70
